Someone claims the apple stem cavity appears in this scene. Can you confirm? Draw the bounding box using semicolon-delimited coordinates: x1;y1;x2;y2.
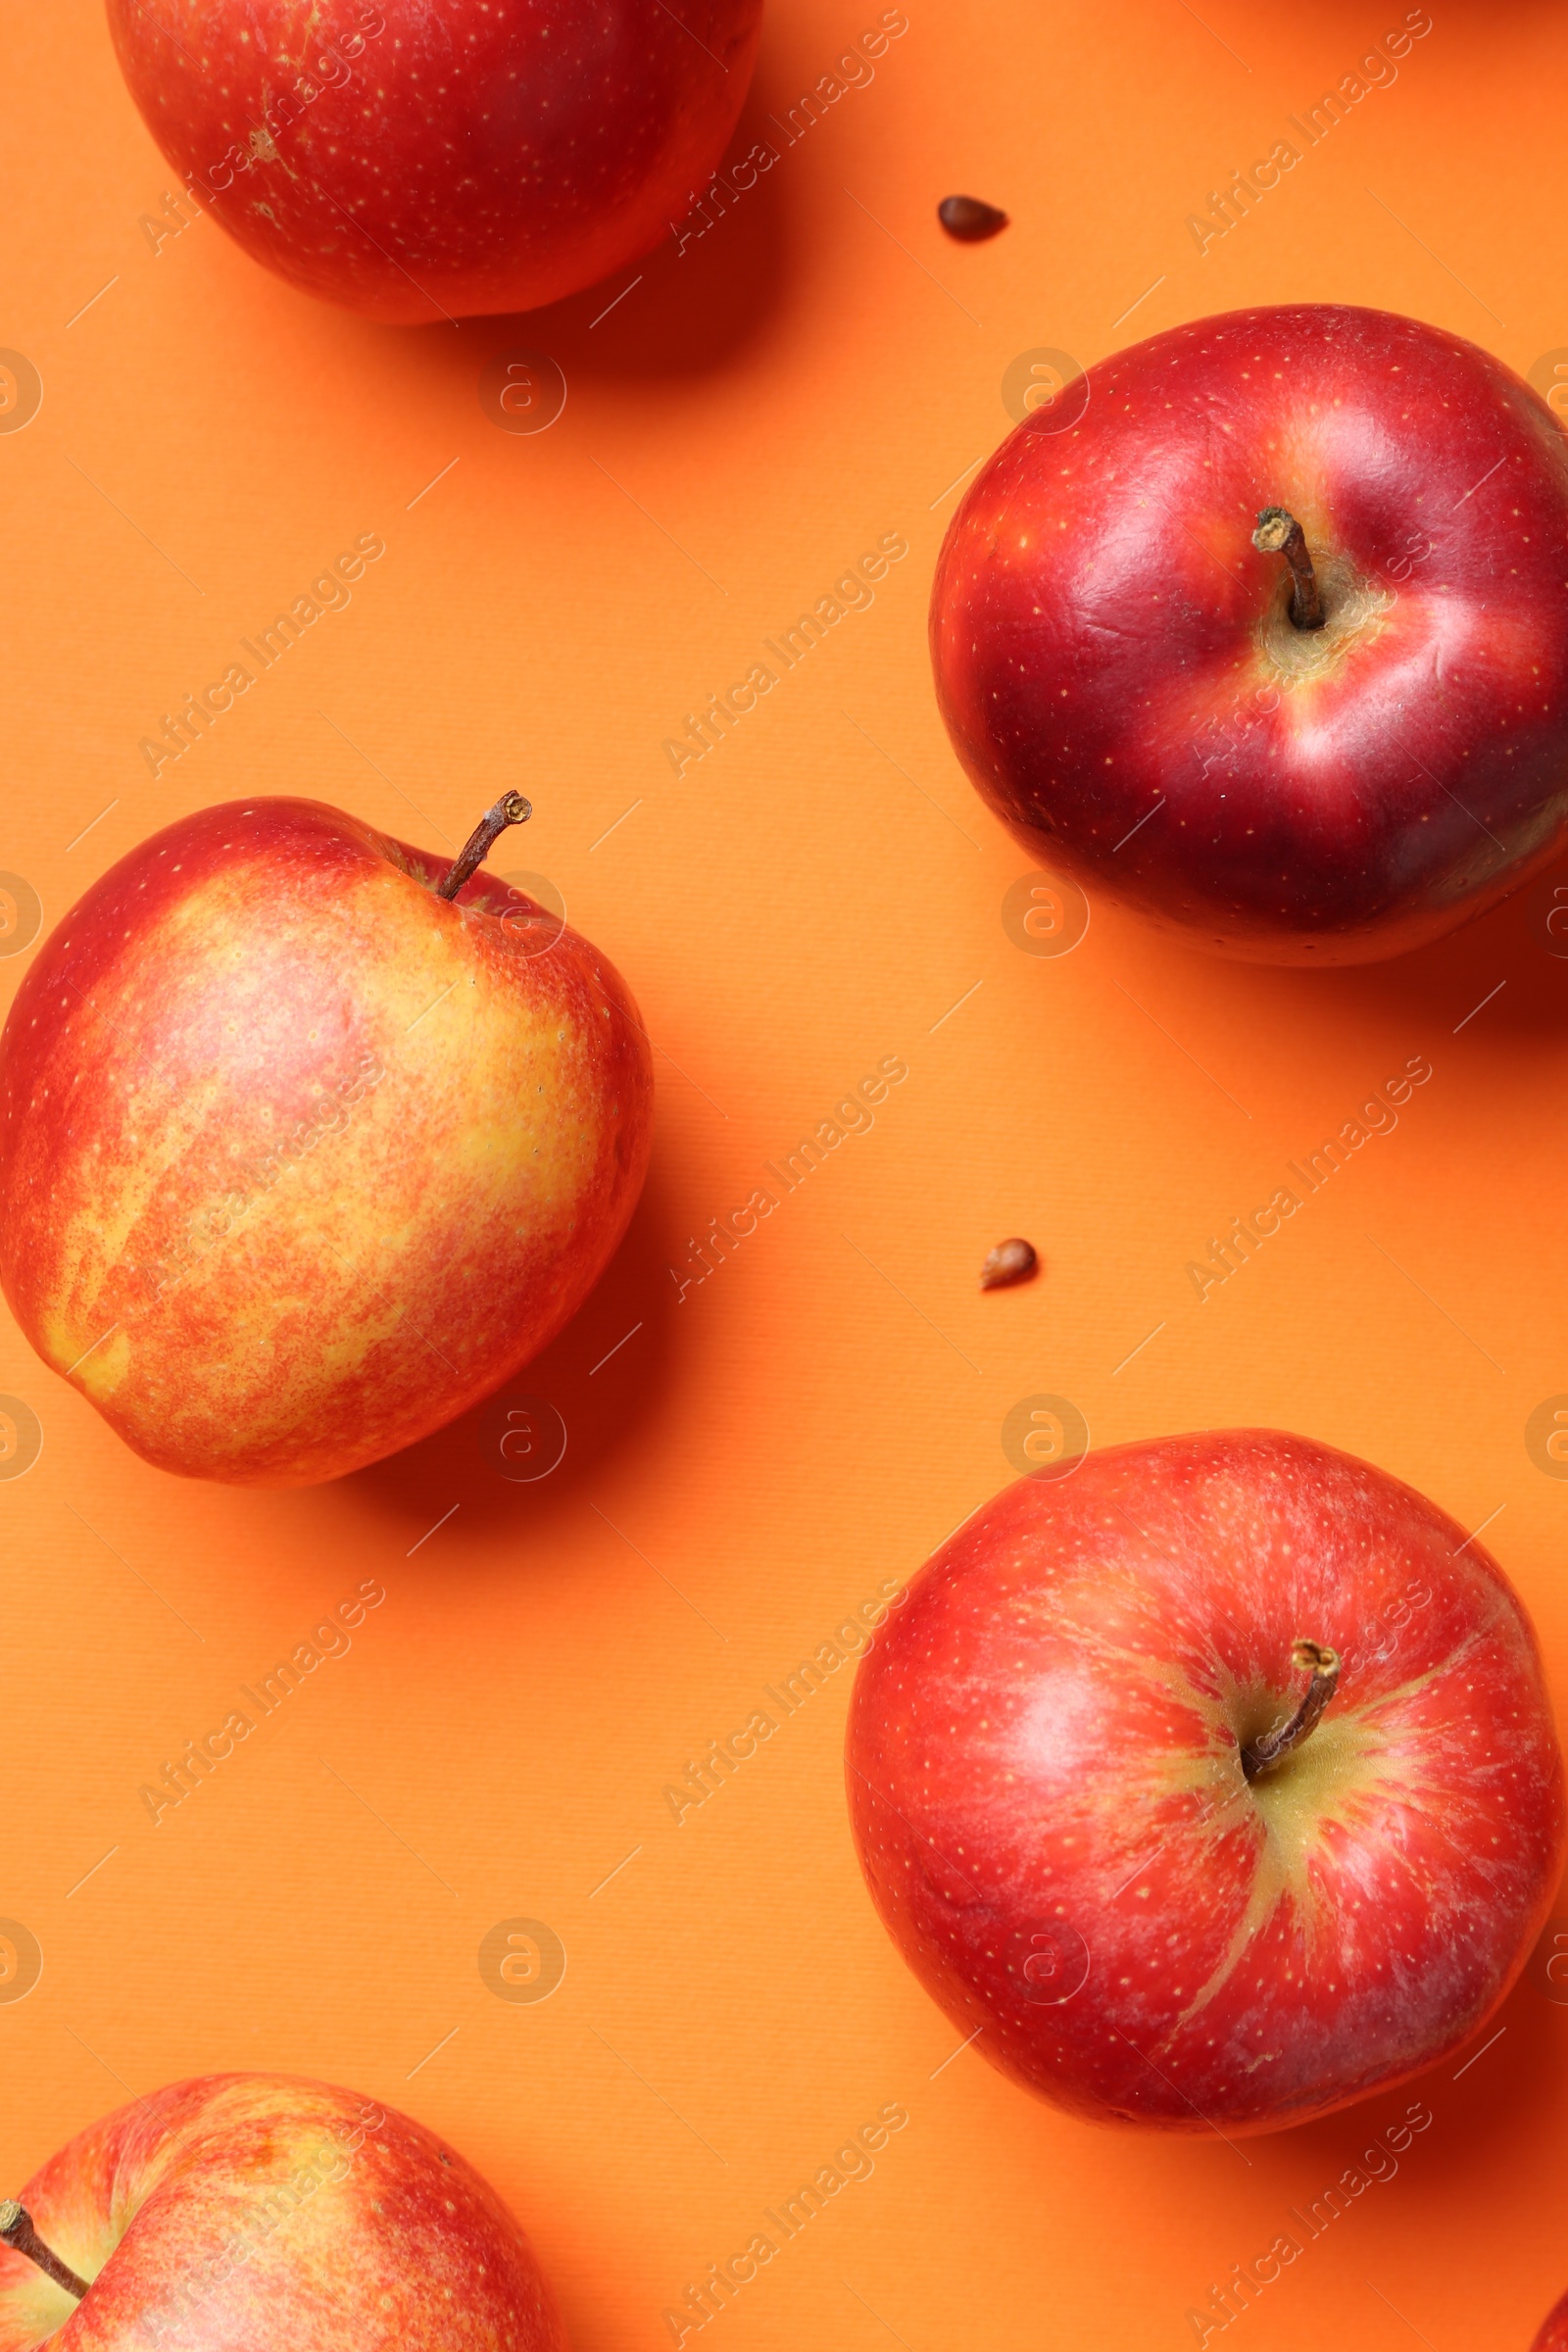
0;2203;90;2302
434;793;533;901
1251;507;1326;632
1241;1638;1342;1783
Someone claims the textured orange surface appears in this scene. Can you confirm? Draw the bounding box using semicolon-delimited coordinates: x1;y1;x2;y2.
5;2;1568;2348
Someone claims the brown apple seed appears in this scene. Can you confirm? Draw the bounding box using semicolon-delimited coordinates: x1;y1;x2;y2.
980;1238;1038;1290
939;195;1009;241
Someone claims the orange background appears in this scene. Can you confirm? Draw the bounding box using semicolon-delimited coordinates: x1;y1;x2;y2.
4;1;1568;2346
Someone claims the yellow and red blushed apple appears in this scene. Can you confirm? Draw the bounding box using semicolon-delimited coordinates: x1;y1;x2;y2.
0;795;653;1485
0;2073;565;2349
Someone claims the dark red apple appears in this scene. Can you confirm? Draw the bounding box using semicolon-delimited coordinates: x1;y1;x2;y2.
846;1429;1565;2133
105;0;763;321
931;305;1568;962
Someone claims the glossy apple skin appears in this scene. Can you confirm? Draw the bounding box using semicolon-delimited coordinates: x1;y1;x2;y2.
0;2074;564;2351
1535;2294;1568;2349
931;305;1568;962
846;1429;1566;2133
0;797;653;1486
104;0;762;322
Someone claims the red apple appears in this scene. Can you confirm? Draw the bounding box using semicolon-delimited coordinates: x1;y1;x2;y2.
104;0;763;322
846;1429;1565;2133
931;305;1568;962
0;795;653;1485
1535;2294;1568;2349
0;2073;564;2348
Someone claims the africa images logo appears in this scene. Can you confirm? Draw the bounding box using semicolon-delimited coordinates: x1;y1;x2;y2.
1186;11;1434;255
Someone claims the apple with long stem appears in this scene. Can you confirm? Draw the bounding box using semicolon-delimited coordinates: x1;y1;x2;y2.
104;0;763;322
0;793;653;1485
930;304;1568;962
0;2074;564;2347
846;1429;1565;2133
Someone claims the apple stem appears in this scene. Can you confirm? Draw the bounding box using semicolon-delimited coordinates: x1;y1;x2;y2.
1241;1639;1342;1782
434;793;533;901
1251;508;1326;631
0;2203;90;2302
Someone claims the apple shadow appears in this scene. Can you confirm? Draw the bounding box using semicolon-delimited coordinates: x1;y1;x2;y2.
308;61;803;406
1237;1922;1568;2206
1280;851;1568;1044
342;1147;683;1545
1088;845;1568;1048
477;68;798;388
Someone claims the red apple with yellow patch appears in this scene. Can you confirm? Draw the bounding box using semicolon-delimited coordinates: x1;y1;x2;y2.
0;794;653;1485
0;2074;564;2348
